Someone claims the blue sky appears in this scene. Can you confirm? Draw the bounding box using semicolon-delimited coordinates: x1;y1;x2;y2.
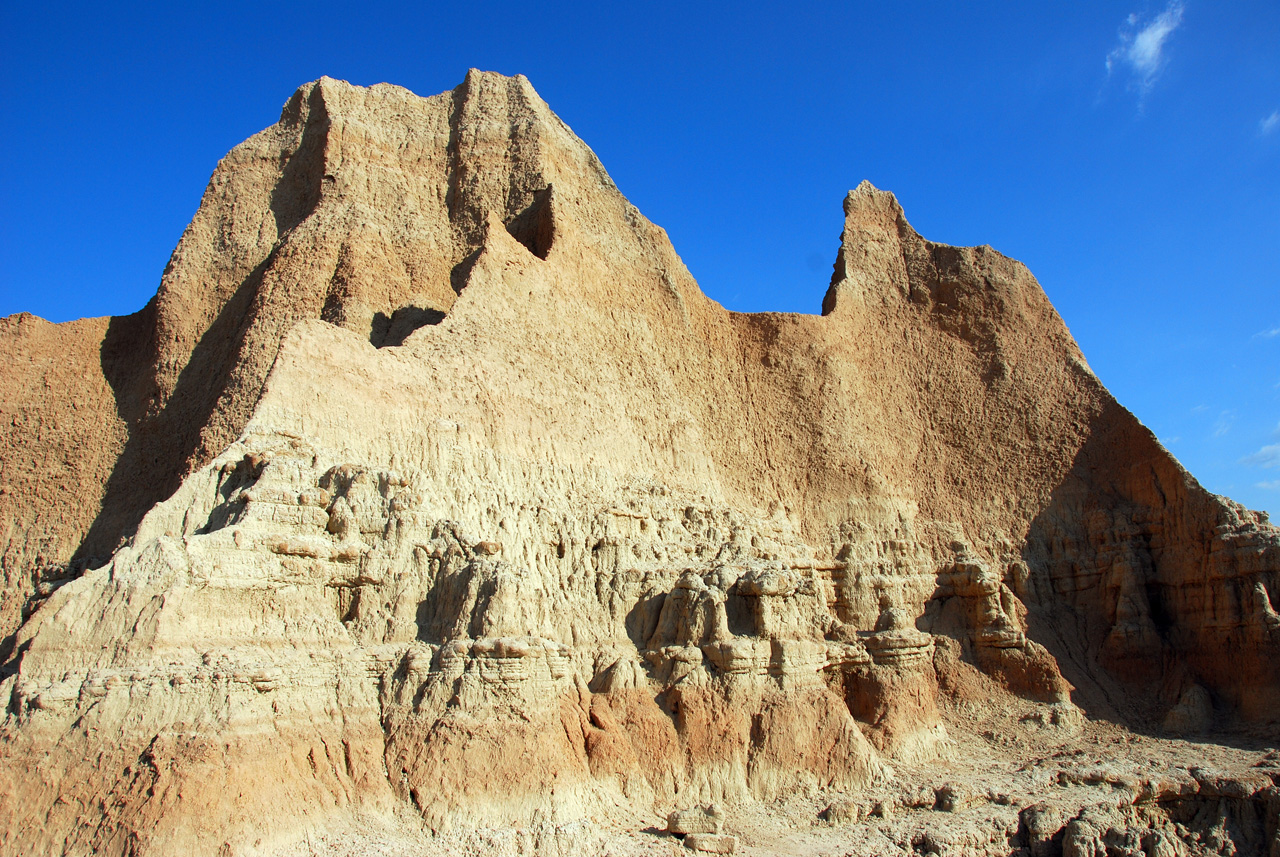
1;2;1277;513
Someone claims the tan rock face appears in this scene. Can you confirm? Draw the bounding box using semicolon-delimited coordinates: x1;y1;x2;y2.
0;71;1276;856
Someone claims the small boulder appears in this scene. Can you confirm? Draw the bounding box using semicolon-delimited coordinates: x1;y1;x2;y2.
901;783;936;809
668;804;725;835
684;833;736;854
820;798;867;825
934;781;974;812
1020;802;1067;857
1061;818;1103;857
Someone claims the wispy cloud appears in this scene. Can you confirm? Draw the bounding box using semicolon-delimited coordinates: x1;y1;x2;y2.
1256;326;1280;339
1106;2;1186;97
1213;410;1235;437
1262;111;1280;136
1257;480;1280;492
1243;444;1280;469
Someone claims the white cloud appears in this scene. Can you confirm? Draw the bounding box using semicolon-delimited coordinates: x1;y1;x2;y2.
1213;410;1235;437
1262;111;1280;136
1107;2;1185;95
1243;444;1280;469
1257;480;1280;491
1256;326;1280;338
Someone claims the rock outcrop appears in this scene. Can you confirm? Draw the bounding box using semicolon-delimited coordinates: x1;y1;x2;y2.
0;71;1276;857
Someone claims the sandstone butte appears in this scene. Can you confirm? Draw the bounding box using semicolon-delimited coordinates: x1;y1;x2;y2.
0;71;1278;857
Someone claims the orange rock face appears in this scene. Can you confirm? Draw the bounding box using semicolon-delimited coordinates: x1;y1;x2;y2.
0;71;1276;856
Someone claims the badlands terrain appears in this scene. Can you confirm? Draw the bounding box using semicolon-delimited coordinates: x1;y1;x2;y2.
0;71;1277;856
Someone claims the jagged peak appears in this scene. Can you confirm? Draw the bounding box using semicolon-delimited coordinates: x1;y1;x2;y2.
843;179;902;217
822;181;918;315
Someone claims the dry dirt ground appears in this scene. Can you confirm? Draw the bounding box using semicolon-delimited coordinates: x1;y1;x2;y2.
282;695;1280;857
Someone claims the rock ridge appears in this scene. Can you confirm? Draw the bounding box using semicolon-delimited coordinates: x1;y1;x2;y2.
0;71;1276;857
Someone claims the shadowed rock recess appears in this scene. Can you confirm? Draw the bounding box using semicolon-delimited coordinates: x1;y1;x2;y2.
1;72;1277;857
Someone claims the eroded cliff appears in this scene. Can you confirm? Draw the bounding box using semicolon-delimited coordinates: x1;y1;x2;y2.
0;71;1276;857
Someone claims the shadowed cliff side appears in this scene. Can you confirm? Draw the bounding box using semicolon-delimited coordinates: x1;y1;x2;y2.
1021;397;1280;728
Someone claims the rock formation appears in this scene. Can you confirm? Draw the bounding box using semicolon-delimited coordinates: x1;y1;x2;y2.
0;71;1277;857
